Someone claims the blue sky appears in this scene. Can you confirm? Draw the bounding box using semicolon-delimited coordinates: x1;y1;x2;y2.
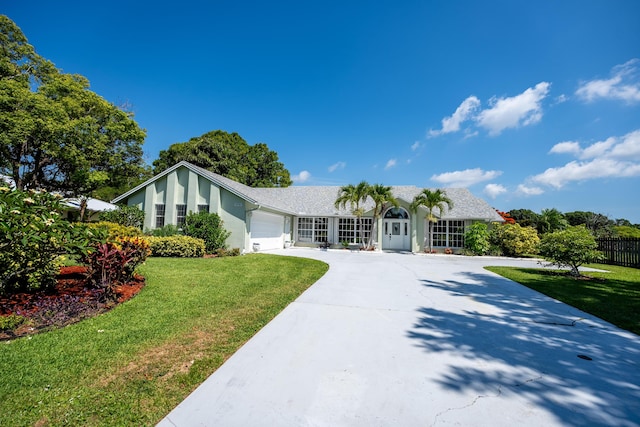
5;1;640;222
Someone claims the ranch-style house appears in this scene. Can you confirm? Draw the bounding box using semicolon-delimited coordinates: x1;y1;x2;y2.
112;161;503;253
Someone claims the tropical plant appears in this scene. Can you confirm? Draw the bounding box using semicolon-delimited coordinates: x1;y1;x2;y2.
410;189;453;253
334;181;370;245
365;183;398;249
537;208;568;234
539;225;604;277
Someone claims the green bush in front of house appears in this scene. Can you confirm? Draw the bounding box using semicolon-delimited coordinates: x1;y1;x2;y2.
144;236;206;257
464;222;491;255
99;205;145;229
86;221;142;240
182;211;231;253
0;187;105;295
489;222;540;257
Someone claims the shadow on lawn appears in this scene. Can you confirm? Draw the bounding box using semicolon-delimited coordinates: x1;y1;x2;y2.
408;271;640;426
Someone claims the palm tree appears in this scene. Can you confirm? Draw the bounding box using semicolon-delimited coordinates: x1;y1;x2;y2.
366;184;398;249
410;189;453;253
334;181;370;246
537;208;568;235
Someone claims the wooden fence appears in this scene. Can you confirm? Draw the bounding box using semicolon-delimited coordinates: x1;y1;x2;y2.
597;238;640;268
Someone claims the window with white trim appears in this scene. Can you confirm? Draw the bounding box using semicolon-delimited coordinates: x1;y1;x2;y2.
338;218;373;243
176;204;187;226
297;217;329;243
155;204;165;228
197;204;209;213
432;220;465;248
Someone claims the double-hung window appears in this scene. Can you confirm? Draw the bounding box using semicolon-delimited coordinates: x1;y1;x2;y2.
155;204;165;228
176;204;187;226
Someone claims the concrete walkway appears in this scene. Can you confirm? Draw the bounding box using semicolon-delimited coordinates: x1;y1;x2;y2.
158;249;640;426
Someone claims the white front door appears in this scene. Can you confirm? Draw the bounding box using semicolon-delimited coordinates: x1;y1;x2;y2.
383;219;410;250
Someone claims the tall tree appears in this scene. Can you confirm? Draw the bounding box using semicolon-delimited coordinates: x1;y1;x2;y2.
152;130;292;187
0;16;147;218
334;181;370;245
508;209;540;228
366;183;398;249
410;189;453;253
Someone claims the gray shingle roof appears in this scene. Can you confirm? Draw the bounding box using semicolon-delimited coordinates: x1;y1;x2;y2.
114;161;503;222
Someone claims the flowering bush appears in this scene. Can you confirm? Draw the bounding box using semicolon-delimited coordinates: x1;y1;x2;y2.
0;187;105;295
489;223;540;257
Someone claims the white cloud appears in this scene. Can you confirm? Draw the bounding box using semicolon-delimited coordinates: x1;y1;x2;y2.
476;82;550;135
384;159;397;170
576;59;640;103
533;130;640;188
429;96;480;137
516;184;544;196
550;130;640;161
292;170;311;183
430;168;502;187
581;137;617;159
328;161;346;173
549;141;581;155
411;141;421;151
532;158;640;188
484;183;507;199
609;130;640;160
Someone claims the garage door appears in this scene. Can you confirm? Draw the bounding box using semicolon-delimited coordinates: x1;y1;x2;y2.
250;211;284;250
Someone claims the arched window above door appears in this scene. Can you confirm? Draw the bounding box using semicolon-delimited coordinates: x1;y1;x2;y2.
383;207;409;219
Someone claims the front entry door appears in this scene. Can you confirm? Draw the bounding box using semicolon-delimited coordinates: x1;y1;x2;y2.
383;219;410;250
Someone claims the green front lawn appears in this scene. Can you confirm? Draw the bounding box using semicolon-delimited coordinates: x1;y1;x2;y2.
0;255;328;426
485;264;640;335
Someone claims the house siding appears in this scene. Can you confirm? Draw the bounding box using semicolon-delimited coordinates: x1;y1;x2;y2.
113;161;504;253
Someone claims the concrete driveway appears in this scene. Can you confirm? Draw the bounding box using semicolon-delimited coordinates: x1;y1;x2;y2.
158;249;640;426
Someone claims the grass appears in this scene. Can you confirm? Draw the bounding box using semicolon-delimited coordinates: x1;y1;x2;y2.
0;254;328;426
485;263;640;335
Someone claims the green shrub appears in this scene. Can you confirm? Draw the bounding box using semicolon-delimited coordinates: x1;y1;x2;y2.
613;225;640;238
146;224;181;236
98;205;145;229
464;222;490;255
182;211;231;253
86;221;142;240
0;187;105;295
214;247;241;257
489;223;540;257
0;314;27;331
539;225;604;277
144;236;206;257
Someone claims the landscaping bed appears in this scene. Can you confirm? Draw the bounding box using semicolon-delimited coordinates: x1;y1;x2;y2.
0;266;144;340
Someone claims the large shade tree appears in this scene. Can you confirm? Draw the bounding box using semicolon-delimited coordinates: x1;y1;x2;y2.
410;188;453;253
152;130;292;188
0;16;148;217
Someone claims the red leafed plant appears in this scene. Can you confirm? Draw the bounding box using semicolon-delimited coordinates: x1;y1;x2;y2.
496;210;516;224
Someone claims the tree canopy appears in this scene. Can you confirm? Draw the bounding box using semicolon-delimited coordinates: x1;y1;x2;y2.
152;130;292;188
0;16;148;203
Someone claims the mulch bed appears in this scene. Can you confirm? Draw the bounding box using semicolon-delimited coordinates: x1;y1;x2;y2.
0;266;145;340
